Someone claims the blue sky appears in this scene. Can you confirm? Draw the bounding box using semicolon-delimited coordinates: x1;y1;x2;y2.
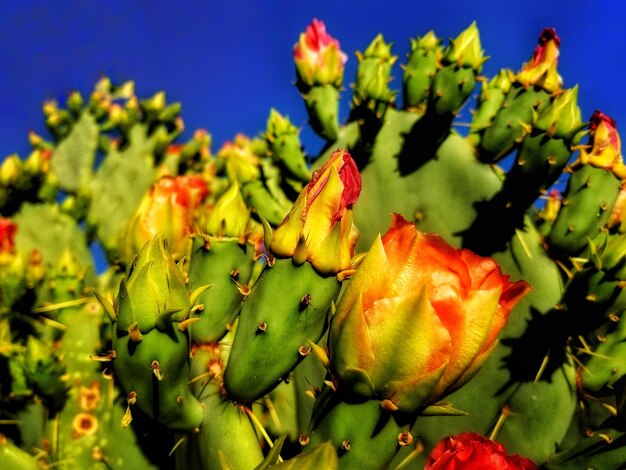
1;1;625;160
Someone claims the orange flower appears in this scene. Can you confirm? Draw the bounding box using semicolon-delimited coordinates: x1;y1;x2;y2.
294;19;347;87
122;175;209;262
270;149;361;274
329;215;530;412
425;432;537;470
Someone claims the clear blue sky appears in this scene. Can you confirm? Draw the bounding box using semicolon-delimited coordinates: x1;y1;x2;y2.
1;1;625;160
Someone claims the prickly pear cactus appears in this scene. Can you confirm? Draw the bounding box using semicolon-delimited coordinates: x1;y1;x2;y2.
1;18;626;470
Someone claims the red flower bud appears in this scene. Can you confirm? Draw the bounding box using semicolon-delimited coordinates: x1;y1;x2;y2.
271;149;361;274
294;19;348;87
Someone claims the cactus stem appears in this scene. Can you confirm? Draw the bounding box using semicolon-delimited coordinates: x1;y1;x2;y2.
397;432;414;446
151;360;164;380
488;404;512;441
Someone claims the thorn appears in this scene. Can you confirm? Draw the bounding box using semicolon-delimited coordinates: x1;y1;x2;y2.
380;399;399;411
300;293;312;306
398;432;414;446
89;350;117;362
339;439;351;453
299;434;310;446
323;379;337;393
298;345;312;357
169;435;187;457
189;284;212;305
256;322;268;333
308;340;330;368
152;360;164;381
94;291;117;322
128;322;142;343
178;317;201;332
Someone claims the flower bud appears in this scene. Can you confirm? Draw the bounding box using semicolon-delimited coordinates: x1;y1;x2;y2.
516;28;562;92
203;180;251;238
443;21;486;72
329;215;530;413
425;432;537;469
217;134;261;184
270;149;361;274
122;175;209;262
533;86;582;140
579;111;625;179
294;19;347;88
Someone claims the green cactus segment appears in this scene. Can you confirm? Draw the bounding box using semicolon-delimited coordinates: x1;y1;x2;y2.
303;85;341;142
317;108;502;250
180;380;264;470
350;34;397;145
224;259;341;403
264;441;339;469
0;434;41;470
54;301;157;469
265;109;311;183
583;308;626;391
50;111;99;192
112;235;203;431
463;88;582;253
427;22;484;118
308;389;410;470
188;237;257;343
87;124;161;259
476;86;551;162
545;430;626;470
402;31;441;113
467;70;513;146
23;335;67;413
13;202;93;269
548;165;621;254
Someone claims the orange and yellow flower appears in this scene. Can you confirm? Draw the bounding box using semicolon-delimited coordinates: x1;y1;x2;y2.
329;215;530;412
122;175;209;262
270;149;361;274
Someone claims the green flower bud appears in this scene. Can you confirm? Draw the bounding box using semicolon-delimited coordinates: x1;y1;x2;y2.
534;86;583;140
443;21;486;72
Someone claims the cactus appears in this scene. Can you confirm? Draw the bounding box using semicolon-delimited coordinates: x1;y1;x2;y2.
1;18;626;470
